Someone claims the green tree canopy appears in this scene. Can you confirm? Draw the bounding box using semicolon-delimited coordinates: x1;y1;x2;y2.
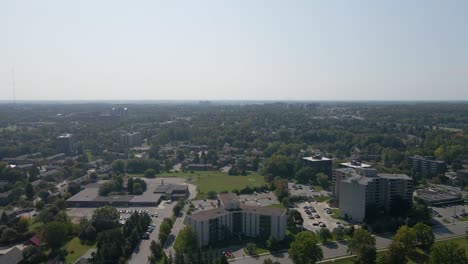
288;231;323;264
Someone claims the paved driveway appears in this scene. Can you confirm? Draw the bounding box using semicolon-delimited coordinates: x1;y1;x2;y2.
127;202;176;264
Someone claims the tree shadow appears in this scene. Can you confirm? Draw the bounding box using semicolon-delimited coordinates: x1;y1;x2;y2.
407;250;429;264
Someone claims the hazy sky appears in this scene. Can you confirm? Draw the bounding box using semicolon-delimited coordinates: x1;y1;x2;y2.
1;0;467;101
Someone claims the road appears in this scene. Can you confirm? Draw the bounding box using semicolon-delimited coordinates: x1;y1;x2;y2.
229;222;468;264
127;201;175;264
163;204;189;258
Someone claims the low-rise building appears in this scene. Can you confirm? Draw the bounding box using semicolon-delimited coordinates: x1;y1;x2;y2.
187;193;287;247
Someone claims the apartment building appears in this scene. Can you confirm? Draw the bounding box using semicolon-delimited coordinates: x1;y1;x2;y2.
120;132;142;147
409;155;446;177
332;161;372;201
302;155;332;177
186;193;287;247
339;168;413;222
57;133;74;154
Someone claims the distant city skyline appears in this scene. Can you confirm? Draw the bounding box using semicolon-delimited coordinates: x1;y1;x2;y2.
1;1;467;101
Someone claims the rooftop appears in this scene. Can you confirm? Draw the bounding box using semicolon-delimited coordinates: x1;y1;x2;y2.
340;161;372;169
378;173;412;180
188;207;231;221
218;192;240;205
302;156;331;162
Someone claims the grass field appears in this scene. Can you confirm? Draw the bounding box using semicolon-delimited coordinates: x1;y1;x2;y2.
321;236;468;264
65;237;95;264
130;171;267;198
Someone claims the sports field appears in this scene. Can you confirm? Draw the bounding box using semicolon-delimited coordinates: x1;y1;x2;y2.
157;171;267;198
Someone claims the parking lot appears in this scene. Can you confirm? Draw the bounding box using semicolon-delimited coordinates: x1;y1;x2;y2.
288;183;330;198
296;201;346;232
429;204;468;223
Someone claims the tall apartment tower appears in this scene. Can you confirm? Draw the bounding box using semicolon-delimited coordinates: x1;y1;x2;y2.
57;133;74;154
112;107;128;118
302;155;332;177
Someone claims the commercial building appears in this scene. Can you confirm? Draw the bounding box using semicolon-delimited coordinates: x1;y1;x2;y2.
339;168;413;222
66;181;189;207
187;193;287;247
57;133;74;154
414;188;464;206
409;155;446;177
302;155;332;177
153;183;188;200
332;161;372;200
120;132;142;147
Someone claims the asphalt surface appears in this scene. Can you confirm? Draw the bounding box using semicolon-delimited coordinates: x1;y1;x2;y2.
127;201;176;264
230;222;468;264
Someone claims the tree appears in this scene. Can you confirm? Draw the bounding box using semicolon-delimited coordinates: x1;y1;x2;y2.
288;231;323;264
295;167;314;184
266;236;280;251
91;206;119;232
159;222;172;244
25;183;34;200
264;258;281;264
348;229;376;264
175;226;197;251
332;227;345;240
393;225;416;256
145;168;157;178
79;218;97;243
245;243;257;255
430;242;468;264
17;216;29;233
1;228;18;243
150;240;163;260
22;245;46;264
379;241;406;264
44;221;68;250
133;182;143;195
112;159;125;174
413;222;434;252
318;228;332;243
261;155;293;179
98;181;118;196
127;178;134;193
207;191;217;199
316;173;330;189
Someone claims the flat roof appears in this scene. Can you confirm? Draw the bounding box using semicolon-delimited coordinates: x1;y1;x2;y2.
415;189;461;202
218;192;240;204
189;207;231;221
153;184;188;193
67;181;164;204
340;162;372;169
302;156;331;162
240;204;286;216
378;173;412;180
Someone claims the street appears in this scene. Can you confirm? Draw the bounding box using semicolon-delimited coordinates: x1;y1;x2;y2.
229;222;468;264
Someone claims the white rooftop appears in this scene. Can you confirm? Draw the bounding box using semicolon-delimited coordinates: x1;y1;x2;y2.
340;162;372;169
302;156;331;162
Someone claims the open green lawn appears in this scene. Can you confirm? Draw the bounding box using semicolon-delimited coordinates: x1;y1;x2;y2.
321;236;468;264
27;220;43;232
131;171;267;198
64;237;95;264
331;208;340;219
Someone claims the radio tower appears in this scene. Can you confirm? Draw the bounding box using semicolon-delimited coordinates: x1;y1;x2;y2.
11;65;16;106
